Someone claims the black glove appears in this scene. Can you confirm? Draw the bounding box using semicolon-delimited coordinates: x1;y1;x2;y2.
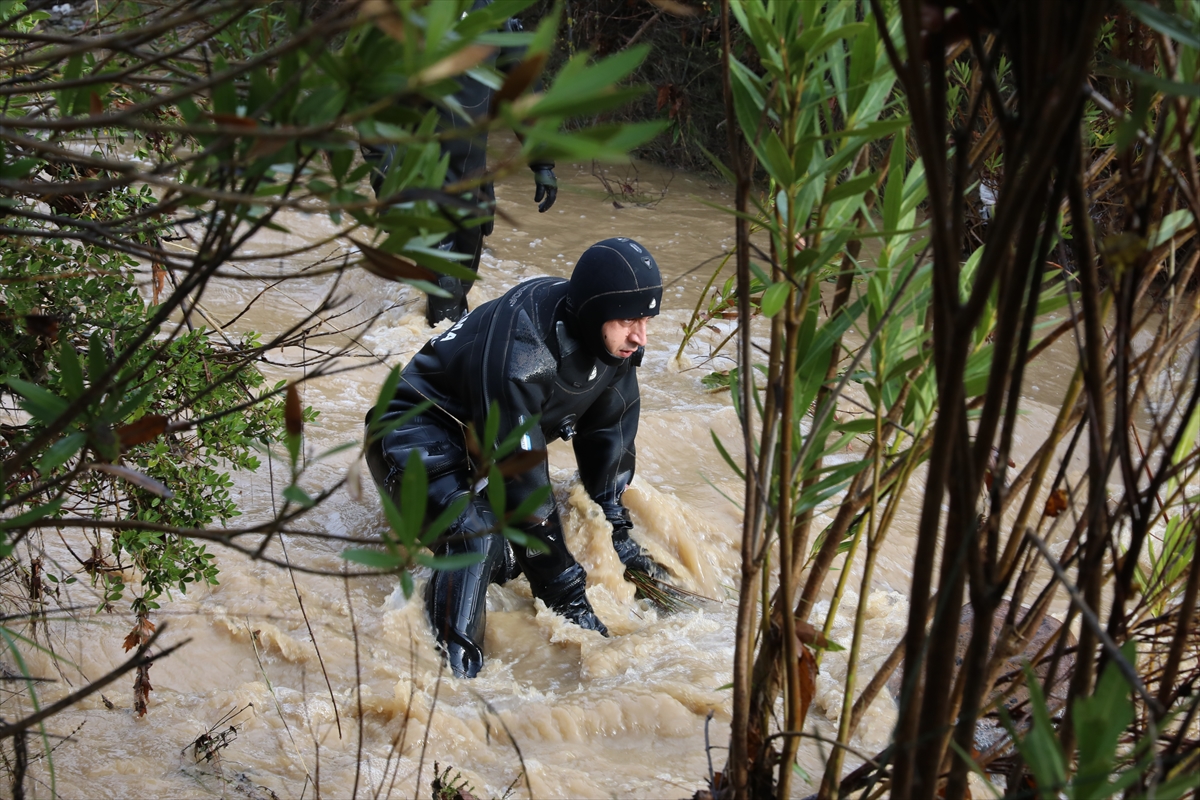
531;164;557;213
608;507;665;579
535;562;609;636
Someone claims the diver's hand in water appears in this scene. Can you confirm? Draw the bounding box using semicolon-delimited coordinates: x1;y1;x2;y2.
531;164;557;212
610;514;665;579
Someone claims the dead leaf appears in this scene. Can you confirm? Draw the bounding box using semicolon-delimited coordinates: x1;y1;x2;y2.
24;314;59;338
490;52;546;114
151;261;166;305
123;614;156;652
133;662;152;717
656;83;673;112
495;449;547;479
90;463;174;498
797;644;817;727
1043;488;1068;518
795;619;833;649
285;383;303;437
359;0;405;41
88;91;104;116
648;0;699;16
347;459;363;502
354;241;437;284
414;45;495;87
117;414;169;450
247;135;288;161
205;112;258;129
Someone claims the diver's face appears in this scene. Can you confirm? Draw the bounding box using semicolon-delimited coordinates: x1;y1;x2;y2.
601;317;650;359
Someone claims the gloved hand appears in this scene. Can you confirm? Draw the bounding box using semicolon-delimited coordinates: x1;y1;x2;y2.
608;507;665;579
531;164;557;213
535;563;609;636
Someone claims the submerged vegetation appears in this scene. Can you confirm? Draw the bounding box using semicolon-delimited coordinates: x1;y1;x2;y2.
0;0;1199;798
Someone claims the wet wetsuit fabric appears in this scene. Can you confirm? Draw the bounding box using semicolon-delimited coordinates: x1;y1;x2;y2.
362;0;555;324
367;270;658;677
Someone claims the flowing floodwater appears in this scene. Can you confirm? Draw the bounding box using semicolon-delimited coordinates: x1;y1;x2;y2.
17;154;1086;799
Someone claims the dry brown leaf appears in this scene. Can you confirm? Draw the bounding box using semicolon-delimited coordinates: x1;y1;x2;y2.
798;644;817;727
123;614;156;652
133;662;152;717
795;618;832;649
414;44;495;87
347;458;363;502
247;135;288;161
206;112;258;129
648;0;699;16
495;448;547;479
490;52;546;114
151;261;166;305
117;414;168;450
24;314;59;338
1043;487;1068;518
285;383;303;437
359;0;405;41
356;242;438;284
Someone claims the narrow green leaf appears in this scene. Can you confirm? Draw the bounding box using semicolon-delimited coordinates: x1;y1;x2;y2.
282;484;313;508
38;431;86;473
0;498;65;530
57;333;84;399
759;280;791;318
5;377;68;425
343;548;403;569
400;449;428;541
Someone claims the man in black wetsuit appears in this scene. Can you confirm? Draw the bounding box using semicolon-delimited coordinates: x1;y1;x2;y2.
364;0;558;326
366;237;664;678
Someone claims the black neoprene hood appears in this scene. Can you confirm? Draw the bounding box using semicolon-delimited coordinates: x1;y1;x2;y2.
566;238;663;364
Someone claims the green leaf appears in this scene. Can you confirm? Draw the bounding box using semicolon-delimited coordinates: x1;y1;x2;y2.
711;430;745;480
282;484;314;507
487;464;507;517
484;399;501;454
1006;664;1068;796
57;333;84;399
759;280;791;318
422;493;471;545
39;431;86;473
760;130;794;186
1073;641;1136;797
1121;0;1200;50
343;548;403;570
5;377;68;424
506;484;551;524
0;498;65;531
379;489;407;550
825;170;878;206
400;449;428;541
502;526;547;553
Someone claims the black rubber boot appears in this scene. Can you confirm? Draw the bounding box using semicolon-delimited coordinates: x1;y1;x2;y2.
425;273;469;326
425;229;482;326
424;504;512;678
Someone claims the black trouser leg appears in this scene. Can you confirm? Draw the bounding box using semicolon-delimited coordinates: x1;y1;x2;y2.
366;419;520;677
426;226;482;326
423;494;513;677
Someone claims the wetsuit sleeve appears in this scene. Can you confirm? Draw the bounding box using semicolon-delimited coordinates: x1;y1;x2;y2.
572;364;640;511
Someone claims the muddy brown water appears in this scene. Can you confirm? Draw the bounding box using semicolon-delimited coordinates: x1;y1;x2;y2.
16;155;1092;799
